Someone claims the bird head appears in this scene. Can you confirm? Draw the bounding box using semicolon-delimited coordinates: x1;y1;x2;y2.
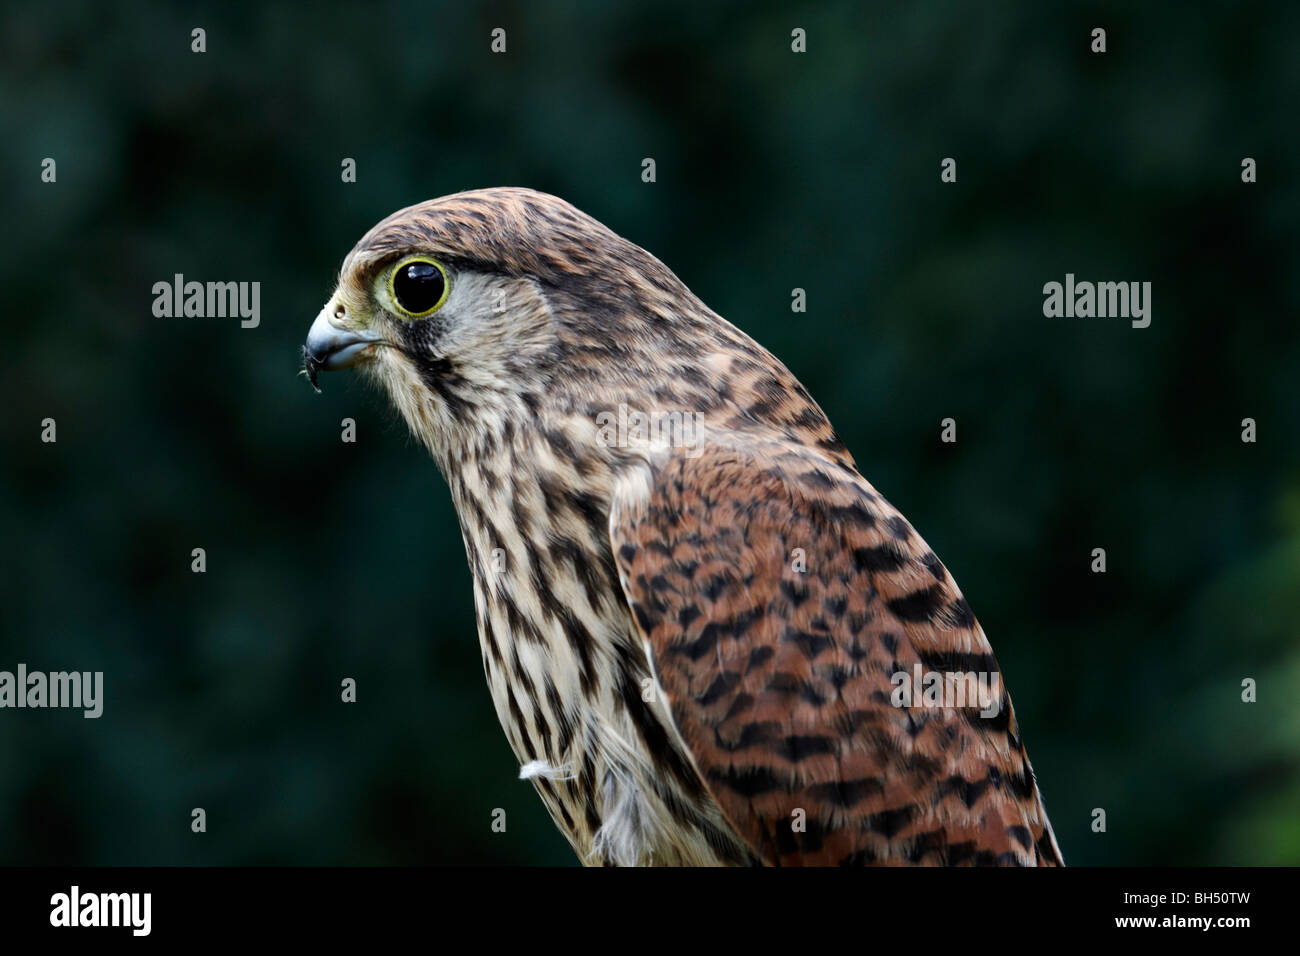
304;188;723;455
304;187;844;477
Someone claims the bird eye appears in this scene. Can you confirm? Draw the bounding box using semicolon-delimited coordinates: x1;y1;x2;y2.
389;257;449;317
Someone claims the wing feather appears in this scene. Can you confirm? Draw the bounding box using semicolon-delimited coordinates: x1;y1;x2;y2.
609;437;1063;866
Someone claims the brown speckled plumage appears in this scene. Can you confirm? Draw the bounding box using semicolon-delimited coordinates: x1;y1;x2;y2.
305;187;1062;866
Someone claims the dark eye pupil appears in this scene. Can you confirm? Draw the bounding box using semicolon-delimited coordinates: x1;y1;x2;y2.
394;262;445;314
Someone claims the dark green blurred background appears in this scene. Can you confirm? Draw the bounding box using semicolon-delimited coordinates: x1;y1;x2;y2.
1;1;1297;866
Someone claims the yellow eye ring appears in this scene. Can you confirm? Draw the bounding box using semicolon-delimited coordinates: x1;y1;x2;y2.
388;256;450;318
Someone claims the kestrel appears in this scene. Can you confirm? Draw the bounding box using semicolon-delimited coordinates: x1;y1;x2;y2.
303;188;1063;866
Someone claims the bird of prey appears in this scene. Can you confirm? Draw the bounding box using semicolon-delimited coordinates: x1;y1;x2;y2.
303;188;1063;867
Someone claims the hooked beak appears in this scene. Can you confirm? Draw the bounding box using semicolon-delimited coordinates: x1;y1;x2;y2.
302;307;389;391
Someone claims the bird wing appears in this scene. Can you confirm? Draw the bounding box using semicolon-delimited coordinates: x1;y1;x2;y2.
608;436;1063;866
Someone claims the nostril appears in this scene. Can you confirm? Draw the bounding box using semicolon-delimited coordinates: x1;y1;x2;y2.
333;304;345;319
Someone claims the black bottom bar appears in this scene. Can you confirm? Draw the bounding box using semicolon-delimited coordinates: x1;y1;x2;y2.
0;866;1278;942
